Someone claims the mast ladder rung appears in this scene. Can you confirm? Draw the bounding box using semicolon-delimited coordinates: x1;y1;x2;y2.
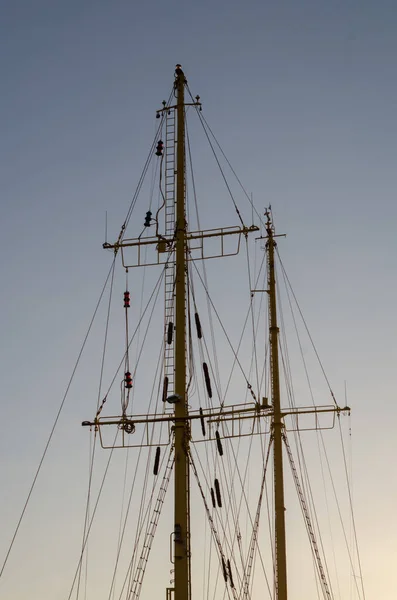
128;448;174;600
282;432;332;599
163;106;176;399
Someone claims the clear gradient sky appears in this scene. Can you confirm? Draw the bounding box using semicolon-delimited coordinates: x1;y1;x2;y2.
1;1;396;599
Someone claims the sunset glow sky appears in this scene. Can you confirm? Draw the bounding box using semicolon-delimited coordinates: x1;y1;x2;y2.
1;1;396;599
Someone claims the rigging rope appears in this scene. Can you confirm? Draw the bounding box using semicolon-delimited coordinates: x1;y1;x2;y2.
77;260;117;599
189;449;237;600
184;87;244;228
101;263;167;403
319;431;364;600
115;90;174;247
274;242;366;598
276;250;338;407
245;237;261;401
67;428;120;600
242;437;273;600
109;342;170;600
127;445;175;600
283;432;333;600
275;254;337;596
186;85;265;230
337;417;366;600
0;257;117;581
190;259;256;402
277;250;344;596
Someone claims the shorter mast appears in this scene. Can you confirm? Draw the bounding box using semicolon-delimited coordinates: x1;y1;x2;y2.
266;210;288;600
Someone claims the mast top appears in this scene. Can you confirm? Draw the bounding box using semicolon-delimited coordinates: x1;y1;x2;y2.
175;64;186;79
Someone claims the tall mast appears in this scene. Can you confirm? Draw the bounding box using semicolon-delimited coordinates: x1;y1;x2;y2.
266;210;288;600
85;68;350;600
173;64;190;600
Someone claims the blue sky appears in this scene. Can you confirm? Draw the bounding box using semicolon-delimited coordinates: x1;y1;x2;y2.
1;1;396;598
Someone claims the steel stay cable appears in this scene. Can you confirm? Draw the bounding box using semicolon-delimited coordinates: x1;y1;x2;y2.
283;431;333;600
107;430;152;600
113;316;170;596
276;247;359;595
186;85;264;229
109;308;173;599
188;258;264;587
218;428;269;589
191;442;241;594
185;278;223;600
155;150;165;237
185;108;265;403
186;266;215;412
188;256;272;594
67;427;120;600
117;256;162;593
190;259;255;398
319;432;363;600
249;244;268;400
98;260;117;412
189;252;262;568
126;447;175;600
220;349;268;575
222;248;267;408
191;435;270;597
83;432;94;600
185;113;201;232
186;276;221;600
100;260;169;404
337;418;366;600
276;250;337;407
190;259;223;401
179;90;272;596
267;238;336;592
126;342;168;593
116;446;175;600
317;439;342;600
222;430;266;598
76;429;98;600
117;90;174;245
185;116;225;399
187;277;242;571
129;239;153;418
190;98;264;230
185;111;223;451
74;264;168;598
183;85;244;229
276;274;335;597
189;449;236;600
123;270;131;413
277;327;335;598
106;340;165;600
276;267;327;583
245;237;261;400
111;445;130;600
278;254;342;595
77;259;117;599
76;433;98;600
264;463;275;574
0;256;117;580
217;426;253;591
242;438;273;599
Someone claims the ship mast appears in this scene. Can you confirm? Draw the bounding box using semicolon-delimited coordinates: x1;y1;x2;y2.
173;64;190;600
89;66;347;600
266;210;288;600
